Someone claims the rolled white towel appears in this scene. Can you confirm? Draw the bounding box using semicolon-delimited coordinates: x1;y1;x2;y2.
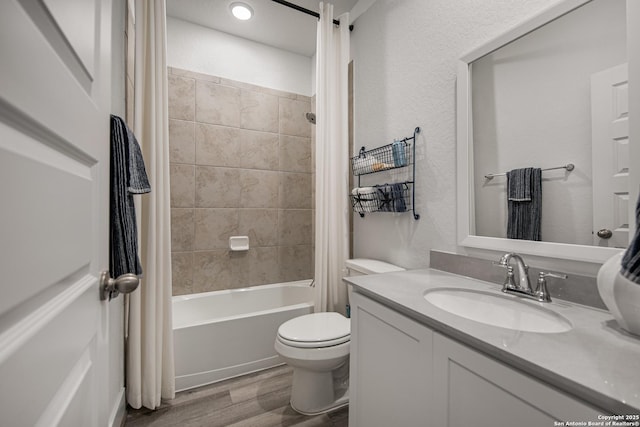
351;186;375;196
351;187;378;212
353;156;376;175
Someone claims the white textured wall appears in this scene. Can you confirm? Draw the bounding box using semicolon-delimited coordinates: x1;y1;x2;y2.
351;0;570;269
167;17;313;96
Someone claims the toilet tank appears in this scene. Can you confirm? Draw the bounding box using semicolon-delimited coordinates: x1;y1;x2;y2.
345;258;405;277
344;259;405;317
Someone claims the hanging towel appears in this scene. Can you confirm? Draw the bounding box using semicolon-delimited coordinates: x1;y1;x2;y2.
621;192;640;284
110;115;151;279
390;183;407;212
376;185;393;212
506;167;541;241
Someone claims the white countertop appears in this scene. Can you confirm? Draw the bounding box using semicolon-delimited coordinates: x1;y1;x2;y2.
344;268;640;414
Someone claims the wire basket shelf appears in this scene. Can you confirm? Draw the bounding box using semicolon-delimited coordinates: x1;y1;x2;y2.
351;141;413;176
350;182;413;216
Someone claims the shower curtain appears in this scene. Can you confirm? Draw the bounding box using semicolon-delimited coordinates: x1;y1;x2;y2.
127;0;175;410
314;3;350;313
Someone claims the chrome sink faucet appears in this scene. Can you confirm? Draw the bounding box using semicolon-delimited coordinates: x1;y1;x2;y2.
495;253;531;292
493;253;567;303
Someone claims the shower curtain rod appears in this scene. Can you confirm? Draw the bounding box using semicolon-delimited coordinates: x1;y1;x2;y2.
271;0;354;30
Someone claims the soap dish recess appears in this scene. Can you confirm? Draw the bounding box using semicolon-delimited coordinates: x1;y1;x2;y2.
229;236;249;251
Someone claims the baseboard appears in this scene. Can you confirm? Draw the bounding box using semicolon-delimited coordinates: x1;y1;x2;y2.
108;387;127;427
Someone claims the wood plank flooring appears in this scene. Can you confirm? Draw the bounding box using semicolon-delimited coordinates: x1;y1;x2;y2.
124;365;349;427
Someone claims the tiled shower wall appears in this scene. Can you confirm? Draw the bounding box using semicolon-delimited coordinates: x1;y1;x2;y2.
168;67;314;296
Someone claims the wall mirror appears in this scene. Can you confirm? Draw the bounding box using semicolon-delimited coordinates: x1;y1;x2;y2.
457;0;637;263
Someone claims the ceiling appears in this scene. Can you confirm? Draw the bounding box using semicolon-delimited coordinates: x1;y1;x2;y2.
166;0;359;57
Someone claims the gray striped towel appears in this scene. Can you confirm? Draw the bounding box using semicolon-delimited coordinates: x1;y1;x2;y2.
621;192;640;284
506;167;541;241
110;115;151;279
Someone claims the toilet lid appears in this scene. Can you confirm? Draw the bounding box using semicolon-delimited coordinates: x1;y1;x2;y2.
278;312;350;348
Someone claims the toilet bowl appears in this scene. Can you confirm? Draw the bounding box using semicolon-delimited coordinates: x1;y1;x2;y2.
275;312;350;415
274;258;405;415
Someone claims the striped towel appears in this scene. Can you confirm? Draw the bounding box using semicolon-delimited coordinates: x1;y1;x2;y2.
621;193;640;284
110;115;151;279
390;183;407;212
506;167;541;241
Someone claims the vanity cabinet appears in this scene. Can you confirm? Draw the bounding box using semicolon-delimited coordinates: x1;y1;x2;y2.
350;292;605;427
349;292;434;427
432;333;602;427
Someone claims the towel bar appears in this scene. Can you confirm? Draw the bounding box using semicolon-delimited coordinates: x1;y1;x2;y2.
485;163;574;180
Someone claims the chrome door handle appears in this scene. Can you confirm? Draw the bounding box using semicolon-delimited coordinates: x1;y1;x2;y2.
597;229;613;239
100;271;139;300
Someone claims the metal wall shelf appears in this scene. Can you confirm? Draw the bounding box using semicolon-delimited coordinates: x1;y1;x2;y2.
351;127;420;220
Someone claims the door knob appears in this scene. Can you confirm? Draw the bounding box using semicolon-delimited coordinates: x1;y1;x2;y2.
100;271;139;300
596;229;613;239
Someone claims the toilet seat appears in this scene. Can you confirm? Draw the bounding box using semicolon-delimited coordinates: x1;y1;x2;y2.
277;312;350;349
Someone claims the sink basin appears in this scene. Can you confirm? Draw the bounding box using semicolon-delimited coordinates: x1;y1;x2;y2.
424;288;572;333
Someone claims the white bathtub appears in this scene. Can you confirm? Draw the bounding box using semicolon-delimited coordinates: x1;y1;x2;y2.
173;280;314;391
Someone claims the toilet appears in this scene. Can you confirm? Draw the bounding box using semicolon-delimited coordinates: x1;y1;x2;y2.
274;258;405;415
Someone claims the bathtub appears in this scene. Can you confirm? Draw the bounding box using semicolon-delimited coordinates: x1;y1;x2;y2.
173;280;314;391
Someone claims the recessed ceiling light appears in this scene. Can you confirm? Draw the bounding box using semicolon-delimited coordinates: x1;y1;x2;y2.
230;2;253;21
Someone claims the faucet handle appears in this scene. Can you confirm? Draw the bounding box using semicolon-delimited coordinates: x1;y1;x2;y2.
492;260;507;268
535;271;568;302
539;271;568;280
493;260;519;290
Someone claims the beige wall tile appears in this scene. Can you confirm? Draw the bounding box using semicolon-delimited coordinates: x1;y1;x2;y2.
278;245;313;282
195;123;242;167
279;135;311;173
169;119;195;164
170;67;221;83
170;164;195;207
168;68;316;294
168;74;195;120
171;252;194;296
279;97;311;138
196;80;240;127
229;250;251;287
247;247;279;286
238;129;279;170
240;89;279;133
239;169;279;208
195;166;242;208
193;250;233;293
279;172;312;209
171;208;194;251
194;208;239;250
220;76;297;99
238;209;278;246
278;209;312;246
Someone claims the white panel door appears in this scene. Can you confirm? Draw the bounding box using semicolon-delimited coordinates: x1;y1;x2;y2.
591;63;629;248
0;0;115;426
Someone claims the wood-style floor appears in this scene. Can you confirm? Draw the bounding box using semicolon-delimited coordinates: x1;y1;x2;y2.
124;365;349;427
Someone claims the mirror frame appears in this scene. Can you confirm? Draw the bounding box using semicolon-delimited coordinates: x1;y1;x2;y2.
456;0;638;264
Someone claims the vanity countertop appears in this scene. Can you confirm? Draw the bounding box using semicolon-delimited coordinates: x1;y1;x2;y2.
344;268;640;414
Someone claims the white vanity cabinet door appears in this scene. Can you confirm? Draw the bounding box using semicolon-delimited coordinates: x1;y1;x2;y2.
349;292;434;427
432;333;603;427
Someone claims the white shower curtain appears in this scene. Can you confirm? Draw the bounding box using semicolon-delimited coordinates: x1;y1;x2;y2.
127;0;175;410
314;3;350;313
